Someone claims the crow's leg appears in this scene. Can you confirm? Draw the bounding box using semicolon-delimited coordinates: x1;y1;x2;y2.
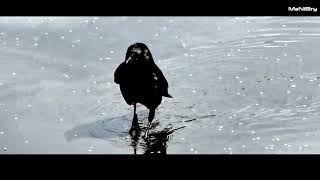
129;103;140;155
129;102;140;136
145;108;155;138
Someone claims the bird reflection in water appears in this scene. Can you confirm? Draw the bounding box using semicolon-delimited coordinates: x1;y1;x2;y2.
128;121;186;155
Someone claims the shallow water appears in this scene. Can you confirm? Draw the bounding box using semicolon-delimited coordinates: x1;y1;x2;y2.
0;17;320;154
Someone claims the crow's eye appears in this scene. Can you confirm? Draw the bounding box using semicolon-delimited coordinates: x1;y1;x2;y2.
144;49;150;60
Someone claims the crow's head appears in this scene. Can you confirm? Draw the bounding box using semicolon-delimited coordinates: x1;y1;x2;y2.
125;42;154;64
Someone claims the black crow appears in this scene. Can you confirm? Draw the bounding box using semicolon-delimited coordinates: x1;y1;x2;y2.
114;42;172;137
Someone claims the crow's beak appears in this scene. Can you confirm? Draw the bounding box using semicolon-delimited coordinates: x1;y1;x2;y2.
125;57;132;64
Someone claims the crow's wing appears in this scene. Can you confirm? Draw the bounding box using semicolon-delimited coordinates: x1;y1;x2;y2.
114;62;126;84
152;63;172;98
